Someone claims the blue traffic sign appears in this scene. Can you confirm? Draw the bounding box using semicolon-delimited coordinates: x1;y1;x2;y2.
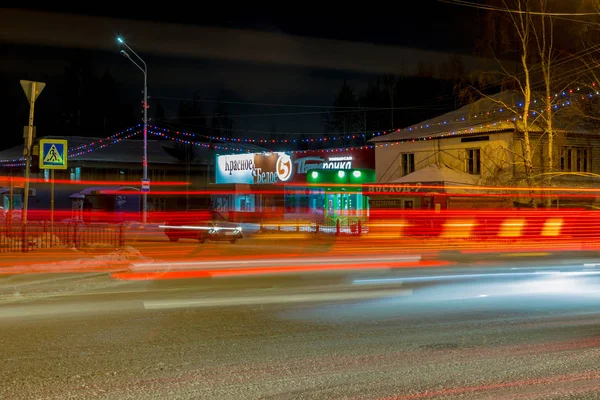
39;139;68;170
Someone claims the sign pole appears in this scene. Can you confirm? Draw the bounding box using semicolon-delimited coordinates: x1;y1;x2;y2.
22;83;36;227
8;177;13;228
50;169;55;228
38;138;67;234
20;80;45;229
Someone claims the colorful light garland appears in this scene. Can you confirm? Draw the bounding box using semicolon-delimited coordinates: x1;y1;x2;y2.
0;128;141;167
149;125;367;144
148;128;373;154
148;130;256;153
150;88;599;147
1;88;598;166
69;125;141;155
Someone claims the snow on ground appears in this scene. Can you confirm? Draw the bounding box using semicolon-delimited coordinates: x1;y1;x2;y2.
0;246;152;274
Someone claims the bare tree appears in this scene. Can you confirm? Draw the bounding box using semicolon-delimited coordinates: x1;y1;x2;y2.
474;0;537;205
471;0;572;206
531;0;554;188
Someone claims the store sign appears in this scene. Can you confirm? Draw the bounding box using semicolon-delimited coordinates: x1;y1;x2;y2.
291;148;374;182
294;155;353;174
216;148;374;184
365;182;444;193
216;152;293;184
370;199;404;208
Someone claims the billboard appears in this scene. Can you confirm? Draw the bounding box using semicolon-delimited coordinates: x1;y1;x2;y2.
216;152;293;184
215;148;375;184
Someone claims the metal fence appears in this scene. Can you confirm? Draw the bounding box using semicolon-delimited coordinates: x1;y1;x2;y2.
259;218;368;236
0;221;124;253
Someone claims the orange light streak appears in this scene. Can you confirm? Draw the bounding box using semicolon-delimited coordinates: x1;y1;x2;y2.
111;260;452;281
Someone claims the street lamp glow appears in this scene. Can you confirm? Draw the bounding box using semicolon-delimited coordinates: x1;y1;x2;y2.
116;36;149;224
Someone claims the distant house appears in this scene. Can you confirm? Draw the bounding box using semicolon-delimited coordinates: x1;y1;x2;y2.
369;90;600;210
0;134;265;215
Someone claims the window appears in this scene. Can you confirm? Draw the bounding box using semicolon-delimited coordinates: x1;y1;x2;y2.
402;153;415;176
561;147;592;172
69;167;81;182
467;148;481;175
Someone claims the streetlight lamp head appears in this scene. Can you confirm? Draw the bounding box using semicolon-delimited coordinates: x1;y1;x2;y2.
117;37;124;44
120;50;130;59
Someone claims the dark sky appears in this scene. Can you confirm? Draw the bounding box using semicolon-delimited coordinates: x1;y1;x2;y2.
0;5;482;150
20;6;480;52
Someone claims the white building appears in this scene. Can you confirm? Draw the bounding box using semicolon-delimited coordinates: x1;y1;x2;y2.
369;91;600;210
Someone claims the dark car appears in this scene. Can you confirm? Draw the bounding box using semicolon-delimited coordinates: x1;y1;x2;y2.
161;210;243;243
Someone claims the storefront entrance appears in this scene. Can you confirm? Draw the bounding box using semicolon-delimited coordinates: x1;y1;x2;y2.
306;168;375;227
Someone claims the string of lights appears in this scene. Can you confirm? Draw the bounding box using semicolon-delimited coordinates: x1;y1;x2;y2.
1;88;598;166
147;128;375;154
148;130;255;153
149;125;368;144
69;125;141;155
69;131;140;158
0;128;141;166
150;88;598;145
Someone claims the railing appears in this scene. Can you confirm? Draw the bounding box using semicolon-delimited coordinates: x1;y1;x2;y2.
0;221;124;253
259;218;367;236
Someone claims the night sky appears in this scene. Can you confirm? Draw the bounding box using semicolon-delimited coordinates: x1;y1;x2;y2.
0;5;481;151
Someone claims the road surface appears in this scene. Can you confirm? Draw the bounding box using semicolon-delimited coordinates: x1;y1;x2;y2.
1;250;600;399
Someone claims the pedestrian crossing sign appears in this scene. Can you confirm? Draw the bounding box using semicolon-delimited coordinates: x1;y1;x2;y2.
39;139;68;169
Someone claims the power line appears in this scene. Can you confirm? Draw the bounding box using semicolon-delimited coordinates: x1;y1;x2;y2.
155;105;452;120
156;120;394;136
152;96;370;109
440;0;599;16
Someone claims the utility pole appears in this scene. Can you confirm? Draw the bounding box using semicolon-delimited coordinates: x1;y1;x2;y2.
117;37;149;224
143;74;148;223
20;80;45;227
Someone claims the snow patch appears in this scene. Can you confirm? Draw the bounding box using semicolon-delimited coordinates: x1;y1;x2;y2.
0;246;153;274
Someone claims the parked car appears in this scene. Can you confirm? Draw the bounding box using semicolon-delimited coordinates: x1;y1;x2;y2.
161;210;243;243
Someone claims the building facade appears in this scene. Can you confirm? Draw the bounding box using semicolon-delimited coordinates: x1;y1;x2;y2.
370;91;600;209
211;147;376;223
0;135;238;219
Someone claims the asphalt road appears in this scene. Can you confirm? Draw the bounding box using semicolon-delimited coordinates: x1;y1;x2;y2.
2;252;600;399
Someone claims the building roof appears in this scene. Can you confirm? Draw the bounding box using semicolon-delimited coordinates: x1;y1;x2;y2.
370;90;600;143
0;135;267;166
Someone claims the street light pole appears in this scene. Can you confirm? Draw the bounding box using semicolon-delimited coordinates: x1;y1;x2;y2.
143;68;148;224
117;37;148;224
